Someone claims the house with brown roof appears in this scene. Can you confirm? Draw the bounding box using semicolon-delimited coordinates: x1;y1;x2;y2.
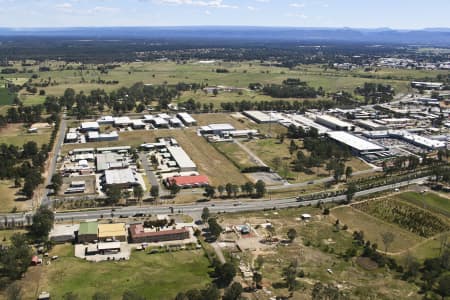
129;224;190;243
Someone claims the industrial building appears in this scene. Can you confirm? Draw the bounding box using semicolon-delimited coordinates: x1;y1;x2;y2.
200;123;235;135
96;116;114;125
98;223;127;242
96;152;128;172
80;122;100;132
103;168;139;188
177;112;197;126
285;114;330;135
243;111;279;123
49;224;79;243
363;130;447;150
131;120;146;129
87;131;119;142
114;116;133;127
327;131;385;154
129;224;190;243
315;115;355;131
78;222;98;243
167;146;197;172
165;175;209;188
411;81;444;90
356;119;388;131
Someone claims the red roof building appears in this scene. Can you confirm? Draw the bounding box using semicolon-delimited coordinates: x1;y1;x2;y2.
165;175;209;188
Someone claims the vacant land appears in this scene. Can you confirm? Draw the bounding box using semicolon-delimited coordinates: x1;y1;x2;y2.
0;180;30;213
213;141;257;170
19;245;212;300
331;206;423;253
62;128;248;186
244;138;371;184
0;124;52;147
219;207;420;299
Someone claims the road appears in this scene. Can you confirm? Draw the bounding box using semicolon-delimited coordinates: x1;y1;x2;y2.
0;176;425;226
41;113;67;207
268;165;382;190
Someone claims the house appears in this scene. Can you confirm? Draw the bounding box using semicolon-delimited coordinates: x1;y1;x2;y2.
132;119;146;129
87;131;119;142
169;117;183;128
77;221;98;243
49;224;78;243
96;116;114;125
129;224;190;243
113;116;132;127
98;223;127;242
65;132;78;143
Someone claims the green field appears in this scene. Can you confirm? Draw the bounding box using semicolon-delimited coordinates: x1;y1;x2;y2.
3;61;444;101
396;192;450;217
0;87;15;106
20;245;212;300
0;124;52;147
213;141;257;170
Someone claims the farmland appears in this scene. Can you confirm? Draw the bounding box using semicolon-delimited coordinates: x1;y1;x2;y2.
352;198;450;238
18;245;212;300
396;191;450;216
0;87;15;106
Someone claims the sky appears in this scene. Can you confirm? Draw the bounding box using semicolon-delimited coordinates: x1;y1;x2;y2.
0;0;449;29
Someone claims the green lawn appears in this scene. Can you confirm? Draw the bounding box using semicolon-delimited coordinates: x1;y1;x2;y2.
25;246;212;300
396;192;450;216
0;87;15;105
213;141;257;170
0;125;52;147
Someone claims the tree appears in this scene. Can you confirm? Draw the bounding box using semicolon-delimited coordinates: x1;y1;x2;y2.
133;185;144;204
0;233;32;280
217;185;224;197
283;260;298;291
255;255;264;270
51;173;63;193
225;183;233;198
333;162;345;182
267;225;276;238
92;292;111;300
201;284;220;300
150;185;159;199
231;184;239;198
201;207;210;223
204;186;216;199
243;182;254;196
122;290;146;300
438;273;450;299
253;272;263;288
289;140;297;155
255;180;266;198
287;228;297;242
208;218;223;238
345;166;353;181
381;232;395;254
215;262;236;287
106;185;122;205
345;183;357;203
6;282;22;300
223;282;243;300
31;207;54;240
169;184;181;197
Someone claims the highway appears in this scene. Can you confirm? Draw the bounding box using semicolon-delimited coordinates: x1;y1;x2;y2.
0;176;426;225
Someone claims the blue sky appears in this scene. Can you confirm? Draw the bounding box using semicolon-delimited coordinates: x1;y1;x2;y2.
0;0;449;29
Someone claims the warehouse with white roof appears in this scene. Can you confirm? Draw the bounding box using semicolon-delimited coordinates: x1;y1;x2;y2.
243;111;279;123
177;112;197;126
327;131;385;154
167;146;197;172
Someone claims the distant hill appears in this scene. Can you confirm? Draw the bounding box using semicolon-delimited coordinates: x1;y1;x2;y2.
0;26;449;45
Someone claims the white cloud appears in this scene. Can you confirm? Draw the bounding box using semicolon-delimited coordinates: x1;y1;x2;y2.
88;6;120;14
289;3;305;8
55;3;73;10
156;0;237;9
205;10;211;15
254;0;270;2
285;12;307;19
247;5;257;11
